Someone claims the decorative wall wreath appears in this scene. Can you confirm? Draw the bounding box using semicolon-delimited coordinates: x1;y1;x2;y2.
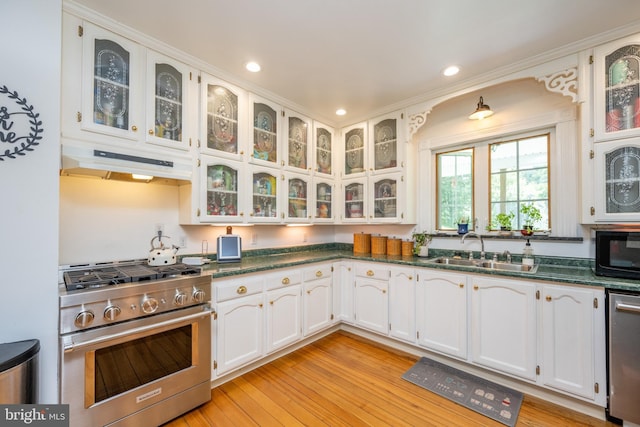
0;84;44;161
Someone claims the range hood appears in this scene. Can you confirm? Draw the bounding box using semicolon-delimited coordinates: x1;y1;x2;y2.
61;140;193;184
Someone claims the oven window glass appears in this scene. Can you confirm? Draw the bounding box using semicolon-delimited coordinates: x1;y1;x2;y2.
94;325;192;403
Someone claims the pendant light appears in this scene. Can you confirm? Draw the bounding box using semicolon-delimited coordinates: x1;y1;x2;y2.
469;96;494;120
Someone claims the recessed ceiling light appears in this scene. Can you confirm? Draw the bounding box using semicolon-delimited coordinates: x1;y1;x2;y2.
336;109;346;116
443;65;460;77
246;61;261;72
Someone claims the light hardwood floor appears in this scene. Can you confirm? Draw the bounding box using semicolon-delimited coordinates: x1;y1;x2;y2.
164;331;618;426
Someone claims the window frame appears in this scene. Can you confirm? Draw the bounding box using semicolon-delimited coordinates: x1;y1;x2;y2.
435;147;475;231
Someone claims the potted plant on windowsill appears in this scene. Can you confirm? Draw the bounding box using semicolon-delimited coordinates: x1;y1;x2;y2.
457;216;469;235
412;231;432;257
493;212;515;236
520;203;542;236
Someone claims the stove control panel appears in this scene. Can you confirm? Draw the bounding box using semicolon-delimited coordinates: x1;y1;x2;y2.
59;275;211;334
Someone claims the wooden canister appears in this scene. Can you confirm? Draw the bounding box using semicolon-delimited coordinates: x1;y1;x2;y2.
371;235;387;255
401;240;414;257
353;233;371;254
387;238;402;256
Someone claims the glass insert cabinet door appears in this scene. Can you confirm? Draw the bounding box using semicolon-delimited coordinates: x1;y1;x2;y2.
344;182;365;219
286;114;310;171
595;140;640;221
93;38;130;131
153;63;182;142
252;99;279;165
252;171;278;220
594;35;640;141
315;181;333;220
287;176;309;220
206;83;238;155
343;123;366;176
315;125;333;176
373;178;397;219
373;118;397;171
205;164;239;218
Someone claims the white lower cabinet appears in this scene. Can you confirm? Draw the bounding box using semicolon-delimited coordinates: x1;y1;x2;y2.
388;266;416;343
265;285;302;353
302;264;333;336
215;292;264;377
334;261;354;324
470;276;537;381
416;269;468;359
354;263;390;334
539;284;605;403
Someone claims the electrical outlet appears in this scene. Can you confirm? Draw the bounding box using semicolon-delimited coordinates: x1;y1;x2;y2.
179;235;187;247
302;232;307;243
251;233;257;245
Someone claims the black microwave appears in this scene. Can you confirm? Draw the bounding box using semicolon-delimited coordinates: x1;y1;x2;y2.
595;230;640;279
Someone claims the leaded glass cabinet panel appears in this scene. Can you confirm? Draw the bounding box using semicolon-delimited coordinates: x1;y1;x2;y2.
343;122;367;176
595;139;640;221
284;111;311;172
314;123;334;177
251;96;280;166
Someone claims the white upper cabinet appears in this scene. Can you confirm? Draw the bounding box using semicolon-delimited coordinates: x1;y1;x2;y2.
284;172;311;223
145;49;194;151
342;122;368;177
369;111;404;175
200;73;247;161
593;34;640;142
313;121;335;177
283;109;312;173
200;157;245;222
593;138;640;221
250;94;281;168
249;166;281;223
312;178;335;223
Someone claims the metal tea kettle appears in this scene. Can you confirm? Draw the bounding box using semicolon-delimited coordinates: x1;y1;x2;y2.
147;230;178;266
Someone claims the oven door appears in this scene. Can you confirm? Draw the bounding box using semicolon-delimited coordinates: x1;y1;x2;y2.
60;305;211;427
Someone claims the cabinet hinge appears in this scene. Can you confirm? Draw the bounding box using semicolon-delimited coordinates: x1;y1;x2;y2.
389;323;392;331
196;208;200;217
536;290;540;300
330;313;334;320
198;75;201;84
536;365;540;375
331;266;334;272
590;128;595;138
213;360;217;370
590;206;595;216
401;112;404;119
78;25;83;37
189;71;192;81
595;382;599;393
212;310;217;320
76;112;82;123
416;331;420;340
281;110;285;117
590;149;594;159
197;139;201;148
593;298;598;309
197;158;201;167
188;137;192;147
589;55;593;65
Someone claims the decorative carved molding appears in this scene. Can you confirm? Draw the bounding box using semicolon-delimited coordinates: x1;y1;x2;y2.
407;111;428;137
536;67;578;102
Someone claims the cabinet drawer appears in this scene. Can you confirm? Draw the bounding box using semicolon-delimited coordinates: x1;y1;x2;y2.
355;264;390;280
215;276;264;302
265;269;302;290
303;264;332;282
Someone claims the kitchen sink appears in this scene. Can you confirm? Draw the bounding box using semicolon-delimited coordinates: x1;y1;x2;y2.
423;257;538;273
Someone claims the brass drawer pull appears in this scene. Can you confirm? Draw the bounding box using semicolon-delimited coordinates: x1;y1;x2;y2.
282;277;290;285
237;285;247;294
459;283;464;288
131;125;138;132
366;270;374;277
473;285;478;290
546;295;552;302
315;271;323;278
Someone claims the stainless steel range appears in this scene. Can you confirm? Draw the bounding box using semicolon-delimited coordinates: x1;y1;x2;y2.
58;260;212;427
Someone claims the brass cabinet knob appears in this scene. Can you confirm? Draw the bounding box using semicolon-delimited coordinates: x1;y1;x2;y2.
473;285;479;290
408;276;413;280
382;289;387;294
237;285;247;294
546;295;552;302
459;283;464;288
131;125;138;132
315;271;322;278
148;129;154;135
282;277;290;285
366;270;374;277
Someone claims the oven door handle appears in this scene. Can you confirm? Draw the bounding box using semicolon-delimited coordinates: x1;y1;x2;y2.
63;310;209;353
615;301;640;314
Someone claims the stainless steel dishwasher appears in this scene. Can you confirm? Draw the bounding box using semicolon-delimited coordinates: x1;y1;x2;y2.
608;291;640;424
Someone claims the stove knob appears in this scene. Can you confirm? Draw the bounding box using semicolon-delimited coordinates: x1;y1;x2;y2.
103;305;121;321
141;296;159;314
174;292;187;306
192;289;206;303
74;310;94;328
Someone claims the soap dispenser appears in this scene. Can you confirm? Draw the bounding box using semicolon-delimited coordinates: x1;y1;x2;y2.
522;239;534;266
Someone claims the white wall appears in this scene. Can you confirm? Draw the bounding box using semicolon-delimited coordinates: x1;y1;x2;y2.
59;176;338;263
1;0;61;403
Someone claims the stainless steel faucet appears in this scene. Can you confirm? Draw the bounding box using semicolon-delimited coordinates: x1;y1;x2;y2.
461;232;485;260
503;250;512;263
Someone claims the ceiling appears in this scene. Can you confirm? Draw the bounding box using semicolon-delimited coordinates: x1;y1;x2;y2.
71;0;640;126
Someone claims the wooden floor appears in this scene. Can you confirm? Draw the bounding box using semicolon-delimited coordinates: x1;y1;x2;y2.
164;331;618;427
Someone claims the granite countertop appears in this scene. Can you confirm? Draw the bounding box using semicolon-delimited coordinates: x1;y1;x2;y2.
198;245;640;292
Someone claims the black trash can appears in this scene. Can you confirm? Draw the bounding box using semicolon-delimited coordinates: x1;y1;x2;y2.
0;339;39;403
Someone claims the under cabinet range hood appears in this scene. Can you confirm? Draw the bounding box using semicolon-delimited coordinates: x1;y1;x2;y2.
60;140;192;183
